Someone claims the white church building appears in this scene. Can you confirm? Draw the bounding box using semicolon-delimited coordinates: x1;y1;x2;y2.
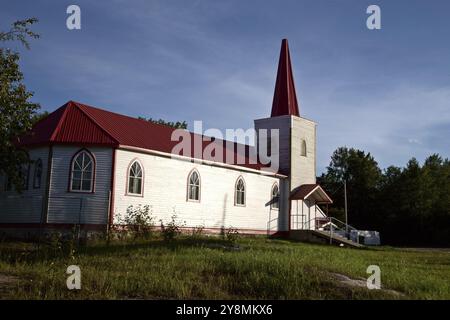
0;39;335;239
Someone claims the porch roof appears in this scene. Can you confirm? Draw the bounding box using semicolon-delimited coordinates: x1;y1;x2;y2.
290;184;333;204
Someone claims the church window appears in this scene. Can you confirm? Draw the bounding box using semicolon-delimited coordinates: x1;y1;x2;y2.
271;183;279;209
128;160;143;195
70;150;94;192
187;169;200;201
235;177;246;206
33;159;43;189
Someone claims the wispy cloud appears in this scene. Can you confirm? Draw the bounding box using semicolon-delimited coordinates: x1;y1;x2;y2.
3;0;450;174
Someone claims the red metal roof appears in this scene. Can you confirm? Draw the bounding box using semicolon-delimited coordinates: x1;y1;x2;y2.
19;101;272;172
271;39;300;117
18;102;117;146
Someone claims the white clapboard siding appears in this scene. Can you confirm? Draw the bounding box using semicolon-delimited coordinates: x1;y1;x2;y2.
254;115;291;173
47;146;112;225
255;116;317;191
113;149;287;232
291;116;317;189
0;147;49;223
0;195;43;223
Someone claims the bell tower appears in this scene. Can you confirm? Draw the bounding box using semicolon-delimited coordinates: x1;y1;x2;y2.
255;39;332;232
255;39;317;190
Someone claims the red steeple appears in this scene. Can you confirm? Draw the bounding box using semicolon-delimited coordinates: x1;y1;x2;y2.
271;39;300;117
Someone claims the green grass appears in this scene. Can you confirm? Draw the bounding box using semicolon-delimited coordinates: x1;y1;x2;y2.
0;236;449;299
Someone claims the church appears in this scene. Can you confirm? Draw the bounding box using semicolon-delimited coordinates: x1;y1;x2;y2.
0;39;335;239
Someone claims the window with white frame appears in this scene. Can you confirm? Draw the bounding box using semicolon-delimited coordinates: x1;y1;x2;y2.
271;184;279;209
33;159;43;189
128;160;143;195
70;150;94;192
235;177;246;206
187;170;200;201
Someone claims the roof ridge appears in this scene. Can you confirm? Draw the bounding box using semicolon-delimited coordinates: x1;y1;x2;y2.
49;102;71;141
70;100;255;150
71;100;188;133
71;101;120;145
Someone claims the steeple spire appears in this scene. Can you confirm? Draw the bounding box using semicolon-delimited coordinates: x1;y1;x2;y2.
271;39;300;117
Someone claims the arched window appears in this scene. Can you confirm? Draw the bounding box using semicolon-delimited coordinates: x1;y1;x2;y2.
301;139;307;157
70;150;94;192
271;184;279;209
33;159;43;189
21;163;30;190
235;177;246;206
187;169;200;201
128;160;143;195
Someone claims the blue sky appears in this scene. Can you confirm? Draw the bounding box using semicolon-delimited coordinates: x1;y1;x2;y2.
2;0;449;173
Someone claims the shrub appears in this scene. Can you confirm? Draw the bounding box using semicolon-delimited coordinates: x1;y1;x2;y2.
160;214;186;241
225;227;240;244
116;205;154;240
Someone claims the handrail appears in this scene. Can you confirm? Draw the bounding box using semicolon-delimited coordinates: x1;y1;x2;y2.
289;215;357;232
323;217;360;244
289;214;360;244
328;217;358;232
297;217;320;230
285;211;362;244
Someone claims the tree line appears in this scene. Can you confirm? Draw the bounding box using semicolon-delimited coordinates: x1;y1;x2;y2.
318;147;450;246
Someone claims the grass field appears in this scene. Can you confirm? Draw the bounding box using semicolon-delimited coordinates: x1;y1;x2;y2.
0;236;449;299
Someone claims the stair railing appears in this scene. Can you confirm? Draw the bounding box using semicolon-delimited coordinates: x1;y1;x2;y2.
325;217;360;243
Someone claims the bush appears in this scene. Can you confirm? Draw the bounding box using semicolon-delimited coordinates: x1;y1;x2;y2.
160;214;186;241
225;227;240;244
115;205;154;240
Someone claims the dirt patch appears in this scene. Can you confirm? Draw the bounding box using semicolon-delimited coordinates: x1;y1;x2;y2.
330;272;405;297
0;273;19;296
0;273;18;285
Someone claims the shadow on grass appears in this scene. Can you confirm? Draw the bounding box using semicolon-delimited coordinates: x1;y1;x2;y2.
0;237;240;264
80;237;243;256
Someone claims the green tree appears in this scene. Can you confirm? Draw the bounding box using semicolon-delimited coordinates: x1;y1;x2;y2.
0;18;40;192
319;147;382;228
321;147;450;246
378;155;449;245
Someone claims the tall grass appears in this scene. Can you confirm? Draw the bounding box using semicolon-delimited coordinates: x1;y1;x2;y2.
0;237;449;299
